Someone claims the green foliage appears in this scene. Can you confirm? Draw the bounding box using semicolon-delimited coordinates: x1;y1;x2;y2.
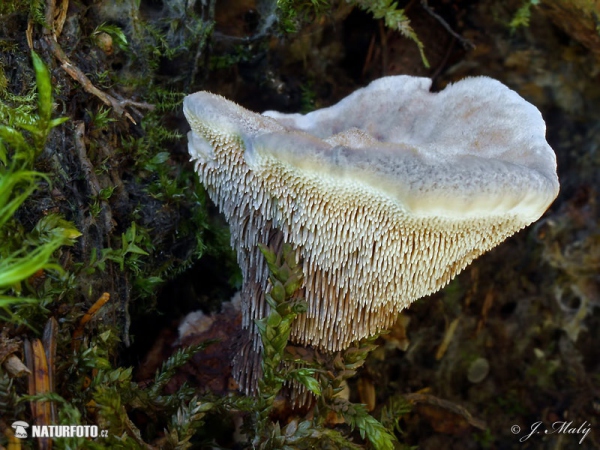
89;106;116;131
103;87;210;292
97;186;115;201
66;30;211;305
162;399;214;449
86;222;151;275
1;239;406;449
0;0;29;15
28;0;46;27
0;52;78;310
53;0;214;302
50;323;217;449
111;114;208;298
248;244;399;449
379;395;412;436
509;0;540;30
0;215;79;293
150;89;185;113
28;52;69;147
149;342;216;399
342;402;396;450
309;337;399;449
0;77;36;114
252;243;319;443
0;52;68;163
0;169;44;227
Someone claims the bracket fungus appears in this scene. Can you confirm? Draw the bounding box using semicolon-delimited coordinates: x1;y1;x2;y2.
184;75;559;390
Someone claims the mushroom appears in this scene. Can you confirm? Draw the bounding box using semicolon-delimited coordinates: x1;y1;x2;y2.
183;75;559;390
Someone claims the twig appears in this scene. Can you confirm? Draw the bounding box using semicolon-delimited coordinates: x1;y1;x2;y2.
111;97;155;111
42;318;58;425
42;0;152;124
73;122;101;197
405;393;487;430
379;21;388;77
431;36;455;82
43;0;69;38
420;0;475;50
44;35;136;123
72;293;111;351
73;121;114;233
55;0;69;37
44;0;57;35
109;91;155;123
361;32;376;79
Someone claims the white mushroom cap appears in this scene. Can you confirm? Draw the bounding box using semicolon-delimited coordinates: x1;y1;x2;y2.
184;75;559;353
261;76;558;221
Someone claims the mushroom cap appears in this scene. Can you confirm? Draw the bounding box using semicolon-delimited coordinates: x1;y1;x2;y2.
184;75;559;351
261;76;557;221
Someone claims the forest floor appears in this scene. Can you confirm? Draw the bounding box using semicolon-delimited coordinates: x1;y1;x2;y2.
1;0;599;449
